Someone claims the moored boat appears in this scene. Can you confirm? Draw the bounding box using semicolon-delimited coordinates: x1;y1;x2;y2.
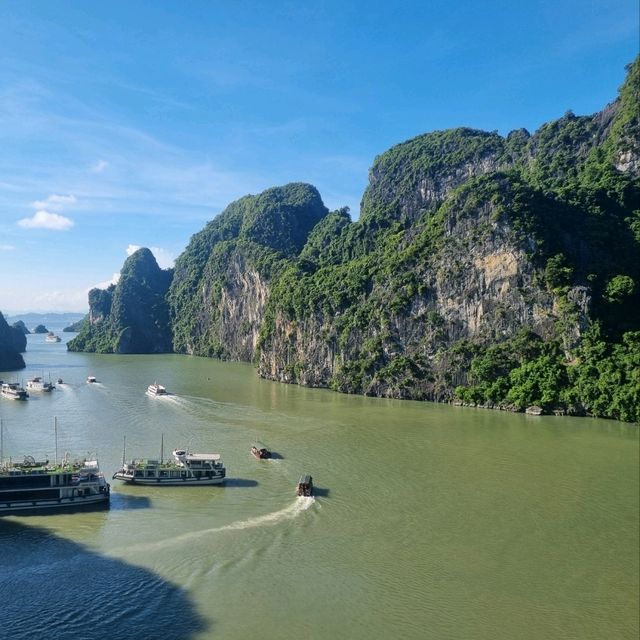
1;382;28;401
27;376;55;392
296;474;313;497
251;444;271;459
0;455;110;515
112;442;226;485
146;382;168;396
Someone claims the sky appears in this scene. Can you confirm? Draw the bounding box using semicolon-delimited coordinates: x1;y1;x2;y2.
0;0;637;314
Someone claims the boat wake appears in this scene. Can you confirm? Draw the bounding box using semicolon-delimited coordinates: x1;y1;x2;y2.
115;497;315;555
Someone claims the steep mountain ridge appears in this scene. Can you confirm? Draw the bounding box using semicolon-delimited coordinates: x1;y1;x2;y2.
73;58;640;420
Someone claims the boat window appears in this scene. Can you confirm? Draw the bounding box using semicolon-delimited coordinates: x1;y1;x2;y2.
134;470;143;477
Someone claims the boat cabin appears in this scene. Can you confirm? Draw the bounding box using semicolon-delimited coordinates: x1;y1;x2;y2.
251;445;271;459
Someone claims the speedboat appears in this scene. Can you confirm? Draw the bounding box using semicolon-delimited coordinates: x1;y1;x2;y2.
146;382;168;396
296;475;313;496
251;445;271;459
87;376;97;383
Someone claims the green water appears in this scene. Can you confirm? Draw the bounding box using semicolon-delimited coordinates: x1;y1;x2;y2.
0;332;638;639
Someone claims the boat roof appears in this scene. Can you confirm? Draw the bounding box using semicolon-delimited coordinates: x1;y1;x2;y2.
182;452;221;461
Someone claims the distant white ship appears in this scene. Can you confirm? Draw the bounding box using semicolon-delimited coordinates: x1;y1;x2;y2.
0;382;28;401
45;332;61;343
146;382;168;396
26;376;55;392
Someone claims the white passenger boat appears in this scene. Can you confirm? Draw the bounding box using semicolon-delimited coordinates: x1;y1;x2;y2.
112;440;226;485
26;376;55;392
0;382;28;400
146;382;168;396
0;455;110;515
87;375;97;383
45;332;61;343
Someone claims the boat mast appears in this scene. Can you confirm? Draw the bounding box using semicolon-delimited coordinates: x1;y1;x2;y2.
54;416;58;466
160;433;164;464
122;435;126;467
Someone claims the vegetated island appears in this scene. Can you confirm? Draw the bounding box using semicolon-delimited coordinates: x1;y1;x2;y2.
68;58;639;422
0;312;26;370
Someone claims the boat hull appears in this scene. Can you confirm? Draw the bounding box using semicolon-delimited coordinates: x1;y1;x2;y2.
0;492;110;516
112;473;225;486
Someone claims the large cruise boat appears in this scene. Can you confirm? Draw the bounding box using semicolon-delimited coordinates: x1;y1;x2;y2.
0;455;110;515
26;376;55;393
112;447;226;485
45;332;61;343
0;382;28;400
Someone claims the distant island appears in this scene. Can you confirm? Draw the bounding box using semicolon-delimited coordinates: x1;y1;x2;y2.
64;58;640;422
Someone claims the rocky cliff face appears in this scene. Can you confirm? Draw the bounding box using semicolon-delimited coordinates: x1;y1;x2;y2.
257;59;639;408
72;59;639;420
168;183;329;358
68;248;172;354
0;312;26;370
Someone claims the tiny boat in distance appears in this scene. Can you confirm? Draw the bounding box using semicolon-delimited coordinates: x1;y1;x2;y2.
45;332;61;343
0;382;28;400
296;475;313;497
87;375;97;383
112;447;226;485
27;376;55;392
251;445;271;459
147;382;168;396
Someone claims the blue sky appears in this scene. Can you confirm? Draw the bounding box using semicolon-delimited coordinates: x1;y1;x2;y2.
0;0;637;313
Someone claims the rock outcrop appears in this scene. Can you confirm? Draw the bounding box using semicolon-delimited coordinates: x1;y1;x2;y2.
67;249;172;354
0;312;26;370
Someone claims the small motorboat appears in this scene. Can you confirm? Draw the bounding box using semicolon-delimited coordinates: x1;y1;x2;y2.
296;475;313;497
251;445;271;460
147;382;168;396
87;376;97;383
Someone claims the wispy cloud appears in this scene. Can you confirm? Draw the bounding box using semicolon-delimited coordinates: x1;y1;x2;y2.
18;210;74;230
92;272;120;290
126;244;175;269
90;159;109;173
0;244;15;251
31;193;77;210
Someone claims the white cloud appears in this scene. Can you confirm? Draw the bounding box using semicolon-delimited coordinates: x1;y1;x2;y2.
31;193;77;211
18;210;74;230
92;272;120;290
0;244;15;251
90;160;109;173
126;244;175;269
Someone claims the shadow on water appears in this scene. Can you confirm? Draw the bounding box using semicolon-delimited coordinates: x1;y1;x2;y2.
224;478;259;488
0;519;209;640
312;486;330;498
109;493;153;510
267;452;284;460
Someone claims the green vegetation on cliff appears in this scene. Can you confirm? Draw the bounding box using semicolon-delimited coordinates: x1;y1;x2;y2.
68;249;172;354
72;58;639;422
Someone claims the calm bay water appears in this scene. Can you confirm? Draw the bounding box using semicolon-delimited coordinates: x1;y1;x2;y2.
0;330;638;639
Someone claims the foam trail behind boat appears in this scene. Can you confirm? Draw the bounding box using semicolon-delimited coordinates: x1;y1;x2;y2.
116;497;315;555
